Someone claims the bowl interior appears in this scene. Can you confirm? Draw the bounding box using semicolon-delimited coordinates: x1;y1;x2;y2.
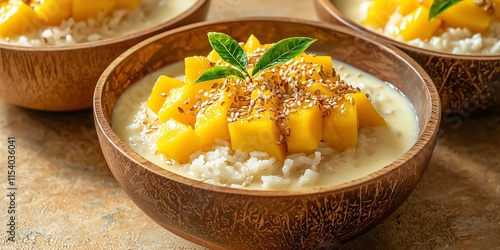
95;17;440;194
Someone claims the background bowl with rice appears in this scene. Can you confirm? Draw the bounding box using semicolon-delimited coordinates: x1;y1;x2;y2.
314;0;500;114
0;0;210;111
94;18;441;249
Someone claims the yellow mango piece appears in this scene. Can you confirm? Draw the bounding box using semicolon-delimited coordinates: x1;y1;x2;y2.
195;89;236;147
244;34;262;54
397;0;420;16
286;103;323;154
348;92;386;127
185;56;216;84
397;0;433;16
72;0;115;22
114;0;141;10
305;81;335;97
395;6;442;41
157;56;225;127
494;0;500;21
185;56;226;104
322;98;358;152
419;0;433;8
157;84;196;127
207;49;222;63
439;0;493;33
228;110;286;162
35;0;72;26
156;119;203;163
0;1;41;38
300;54;335;78
363;0;399;28
147;75;184;114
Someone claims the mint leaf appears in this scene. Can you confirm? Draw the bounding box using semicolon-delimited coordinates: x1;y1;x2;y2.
194;66;246;83
208;32;249;77
251;37;317;77
429;0;463;20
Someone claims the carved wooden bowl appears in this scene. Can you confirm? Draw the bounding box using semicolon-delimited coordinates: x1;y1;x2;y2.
314;0;500;115
0;0;209;111
94;18;441;249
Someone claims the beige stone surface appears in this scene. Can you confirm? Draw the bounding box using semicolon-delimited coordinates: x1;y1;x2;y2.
1;0;499;249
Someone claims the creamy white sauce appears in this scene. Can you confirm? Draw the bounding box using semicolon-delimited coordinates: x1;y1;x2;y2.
112;60;419;190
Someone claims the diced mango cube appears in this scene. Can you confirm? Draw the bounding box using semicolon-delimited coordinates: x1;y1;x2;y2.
195;89;236;147
244;34;262;54
439;0;493;33
184;56;224;102
305;81;335;97
348;92;386;127
185;56;214;84
72;0;115;22
397;0;432;16
114;0;141;10
494;0;500;21
300;54;335;78
419;0;433;8
0;1;41;38
157;84;196;127
286;103;323;154
395;6;442;41
322;98;358;152
207;49;222;63
156;119;203;163
397;0;419;16
363;0;399;28
35;0;72;26
147;75;184;114
228;110;286;162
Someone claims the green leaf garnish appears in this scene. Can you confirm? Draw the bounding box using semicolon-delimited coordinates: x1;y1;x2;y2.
195;33;316;85
251;37;317;77
194;66;246;83
207;32;249;77
428;0;463;20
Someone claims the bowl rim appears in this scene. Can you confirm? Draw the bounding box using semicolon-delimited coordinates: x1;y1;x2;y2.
94;16;441;197
315;0;500;60
0;0;208;51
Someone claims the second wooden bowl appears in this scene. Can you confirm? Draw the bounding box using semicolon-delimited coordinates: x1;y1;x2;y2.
0;0;210;111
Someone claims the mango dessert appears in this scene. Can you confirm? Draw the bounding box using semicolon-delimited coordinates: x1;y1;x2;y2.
340;0;500;54
0;0;196;45
113;33;419;190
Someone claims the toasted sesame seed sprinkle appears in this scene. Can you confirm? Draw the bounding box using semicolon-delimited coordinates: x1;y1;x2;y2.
182;45;360;127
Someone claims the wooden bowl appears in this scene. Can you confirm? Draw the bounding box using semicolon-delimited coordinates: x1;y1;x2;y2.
314;0;500;115
94;18;441;249
0;0;210;111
